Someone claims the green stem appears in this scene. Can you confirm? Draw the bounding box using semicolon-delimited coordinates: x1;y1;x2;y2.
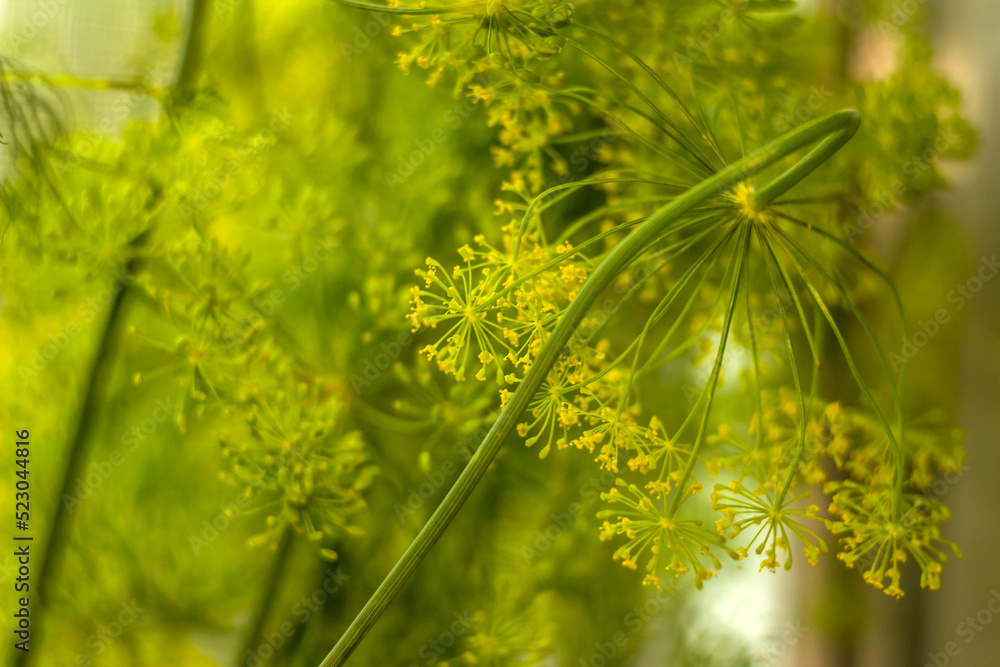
17;238;146;667
750;126;855;210
317;109;861;667
235;526;295;667
176;0;209;93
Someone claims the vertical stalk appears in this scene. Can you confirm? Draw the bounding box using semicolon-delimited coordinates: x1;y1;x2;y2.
235;526;296;667
17;238;146;667
235;0;268;114
289;556;350;667
177;0;210;93
317;109;861;667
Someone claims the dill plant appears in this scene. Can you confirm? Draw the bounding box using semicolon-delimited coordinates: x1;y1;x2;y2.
320;0;975;664
0;1;976;665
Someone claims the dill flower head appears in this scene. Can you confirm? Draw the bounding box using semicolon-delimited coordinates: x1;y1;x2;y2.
568;405;651;472
219;382;373;559
726;181;769;224
409;228;592;383
711;480;828;572
385;0;571;85
459;607;553;666
825;480;961;598
598;479;740;590
343;0;576;188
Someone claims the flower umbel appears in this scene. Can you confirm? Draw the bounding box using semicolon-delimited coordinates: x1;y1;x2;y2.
712;480;828;571
826;481;961;597
598;479;739;589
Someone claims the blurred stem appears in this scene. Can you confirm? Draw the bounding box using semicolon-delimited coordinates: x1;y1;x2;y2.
177;0;209;93
289;557;349;667
317;110;862;667
235;526;295;667
235;0;268;113
17;236;147;667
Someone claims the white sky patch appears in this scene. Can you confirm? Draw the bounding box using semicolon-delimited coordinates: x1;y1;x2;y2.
692;566;794;663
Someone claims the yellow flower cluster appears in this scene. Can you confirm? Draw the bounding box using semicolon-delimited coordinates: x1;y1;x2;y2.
409;227;591;382
388;0;571;86
219;383;373;559
598;479;739;590
711;480;828;572
826;481;961;597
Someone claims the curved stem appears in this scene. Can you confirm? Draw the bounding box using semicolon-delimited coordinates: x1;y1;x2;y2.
317;109;861;667
750;125;858;210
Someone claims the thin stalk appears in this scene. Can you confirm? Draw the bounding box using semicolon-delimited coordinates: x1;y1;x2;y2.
667;223;750;517
290;559;345;667
756;228;808;506
235;526;295;667
318;109;861;667
17;237;146;667
570;23;728;167
235;0;268;113
176;0;209;93
564;36;719;174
